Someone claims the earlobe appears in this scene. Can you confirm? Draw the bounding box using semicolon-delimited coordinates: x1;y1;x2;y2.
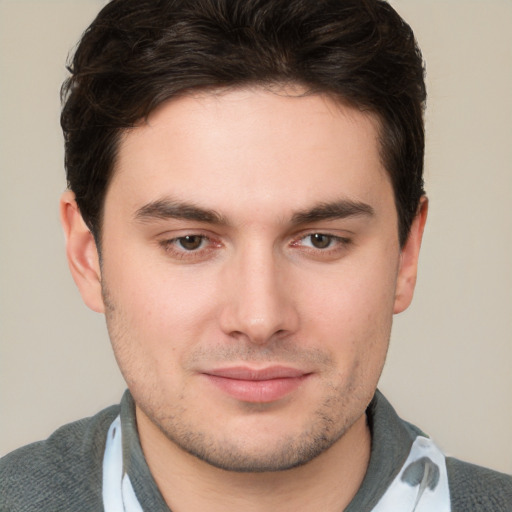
393;196;428;314
60;190;105;313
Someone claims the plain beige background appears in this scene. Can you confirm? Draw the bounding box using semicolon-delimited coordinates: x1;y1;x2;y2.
1;0;511;474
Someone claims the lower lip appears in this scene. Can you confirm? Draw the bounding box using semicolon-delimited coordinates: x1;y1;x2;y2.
204;374;309;403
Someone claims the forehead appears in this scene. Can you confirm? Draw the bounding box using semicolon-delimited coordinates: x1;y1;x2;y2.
108;87;393;222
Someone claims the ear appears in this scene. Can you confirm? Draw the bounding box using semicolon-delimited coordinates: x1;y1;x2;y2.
60;190;105;313
393;196;428;314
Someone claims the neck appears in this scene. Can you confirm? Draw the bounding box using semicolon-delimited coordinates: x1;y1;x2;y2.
136;408;371;512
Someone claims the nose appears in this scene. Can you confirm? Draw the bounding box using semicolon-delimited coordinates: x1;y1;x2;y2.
219;245;299;345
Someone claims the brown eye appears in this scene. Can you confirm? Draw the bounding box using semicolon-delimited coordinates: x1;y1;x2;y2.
178;235;204;250
309;233;332;249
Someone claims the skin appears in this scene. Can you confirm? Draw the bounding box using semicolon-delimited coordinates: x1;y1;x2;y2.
61;86;427;511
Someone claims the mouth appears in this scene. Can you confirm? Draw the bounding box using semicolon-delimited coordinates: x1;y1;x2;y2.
201;366;312;403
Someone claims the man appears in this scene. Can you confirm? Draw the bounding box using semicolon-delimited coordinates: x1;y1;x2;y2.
1;0;510;510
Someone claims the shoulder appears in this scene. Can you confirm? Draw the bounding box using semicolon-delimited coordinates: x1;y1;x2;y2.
0;404;119;512
447;456;512;512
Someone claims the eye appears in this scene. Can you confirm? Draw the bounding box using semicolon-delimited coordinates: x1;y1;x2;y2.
301;233;339;249
290;232;352;259
158;233;222;262
176;235;206;251
306;233;334;249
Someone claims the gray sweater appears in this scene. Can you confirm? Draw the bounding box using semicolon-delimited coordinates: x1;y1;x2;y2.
1;391;511;511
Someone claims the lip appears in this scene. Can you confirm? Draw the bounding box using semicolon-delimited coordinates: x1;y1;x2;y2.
202;366;311;403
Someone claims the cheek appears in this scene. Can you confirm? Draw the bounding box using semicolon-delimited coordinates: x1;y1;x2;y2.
101;256;223;379
301;254;397;327
296;252;398;369
106;247;218;322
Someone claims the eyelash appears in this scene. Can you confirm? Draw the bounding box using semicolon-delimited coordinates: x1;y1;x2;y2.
158;232;352;261
291;233;352;256
159;235;221;260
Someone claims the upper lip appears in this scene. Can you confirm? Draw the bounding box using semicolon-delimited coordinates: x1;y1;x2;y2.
204;366;310;381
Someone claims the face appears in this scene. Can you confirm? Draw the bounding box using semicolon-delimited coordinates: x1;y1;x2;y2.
65;87;424;472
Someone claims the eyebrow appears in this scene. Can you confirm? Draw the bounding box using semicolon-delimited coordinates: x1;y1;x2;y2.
134;197;374;226
134;198;227;225
291;200;375;225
